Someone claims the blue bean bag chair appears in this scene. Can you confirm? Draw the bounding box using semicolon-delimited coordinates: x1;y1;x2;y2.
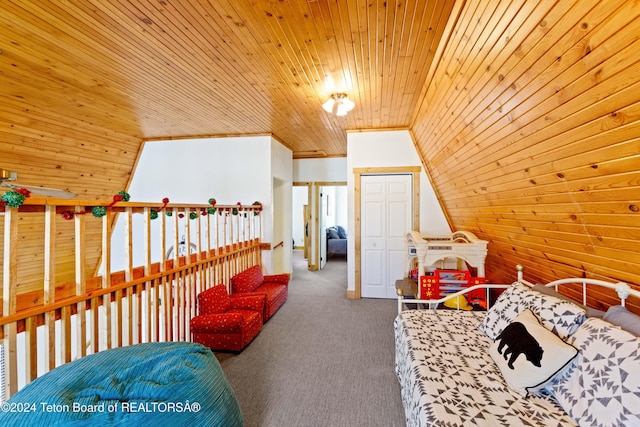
0;342;243;426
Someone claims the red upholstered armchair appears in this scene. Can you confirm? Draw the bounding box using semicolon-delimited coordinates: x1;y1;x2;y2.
231;265;289;321
190;284;265;352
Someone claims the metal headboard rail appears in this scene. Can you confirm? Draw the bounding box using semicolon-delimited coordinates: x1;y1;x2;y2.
397;264;640;313
517;264;639;309
397;284;511;313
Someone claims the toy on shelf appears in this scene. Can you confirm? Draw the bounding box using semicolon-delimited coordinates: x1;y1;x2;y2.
407;230;489;308
405;230;488;277
419;275;439;299
419;269;488;308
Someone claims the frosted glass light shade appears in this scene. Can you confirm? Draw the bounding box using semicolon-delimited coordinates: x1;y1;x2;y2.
322;98;336;113
322;93;355;116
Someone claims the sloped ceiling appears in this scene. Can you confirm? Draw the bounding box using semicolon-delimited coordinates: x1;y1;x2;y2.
413;0;640;308
1;0;454;164
1;0;639;308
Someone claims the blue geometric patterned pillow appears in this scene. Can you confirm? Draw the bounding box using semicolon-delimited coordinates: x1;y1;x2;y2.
549;318;640;426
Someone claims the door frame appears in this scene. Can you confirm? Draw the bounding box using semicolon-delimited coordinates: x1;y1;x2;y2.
293;182;312;269
314;181;347;270
351;167;421;299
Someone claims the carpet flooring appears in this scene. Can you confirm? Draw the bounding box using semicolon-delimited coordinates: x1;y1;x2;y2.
215;251;406;427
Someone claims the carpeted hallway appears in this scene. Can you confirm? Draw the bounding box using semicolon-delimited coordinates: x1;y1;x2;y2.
215;251;406;427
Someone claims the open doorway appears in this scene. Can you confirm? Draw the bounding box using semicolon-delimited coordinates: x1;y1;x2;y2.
292;182;346;271
292;183;312;269
319;184;347;269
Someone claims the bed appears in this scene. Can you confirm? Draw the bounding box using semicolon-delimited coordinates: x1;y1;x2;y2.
394;267;640;427
0;341;243;426
326;225;347;257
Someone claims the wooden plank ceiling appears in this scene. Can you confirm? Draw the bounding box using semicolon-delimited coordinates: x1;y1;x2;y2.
1;0;454;166
0;0;455;301
1;0;639;311
413;0;640;310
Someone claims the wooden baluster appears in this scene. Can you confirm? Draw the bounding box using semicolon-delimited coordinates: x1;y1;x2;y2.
43;205;57;370
258;209;262;241
144;207;152;343
223;211;228;250
115;289;123;348
196;210;203;296
75;205;87;358
61;305;71;364
124;207;134;345
172;207;180;341
136;279;143;343
101;211;112;350
236;214;241;270
223;213;229;285
160;210;168;342
3;206;18;397
24;316;37;381
229;214;232;250
115;207;125;348
207;212;213;287
215;210;219;254
242;211;246;246
90;297;99;353
184;208;191;340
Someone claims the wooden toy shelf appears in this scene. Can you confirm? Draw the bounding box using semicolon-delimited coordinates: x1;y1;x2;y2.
405;230;489;300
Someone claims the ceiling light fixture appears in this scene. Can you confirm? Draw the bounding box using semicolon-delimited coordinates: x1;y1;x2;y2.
322;93;355;116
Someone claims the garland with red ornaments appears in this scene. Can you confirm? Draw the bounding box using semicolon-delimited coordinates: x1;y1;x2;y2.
0;188;31;208
60;191;132;220
1;188;263;220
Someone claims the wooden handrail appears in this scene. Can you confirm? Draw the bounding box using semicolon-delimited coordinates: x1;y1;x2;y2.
1;198;264;210
0;241;261;327
0;197;266;399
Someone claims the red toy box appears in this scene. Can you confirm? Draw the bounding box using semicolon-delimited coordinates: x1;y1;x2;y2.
419;275;439;299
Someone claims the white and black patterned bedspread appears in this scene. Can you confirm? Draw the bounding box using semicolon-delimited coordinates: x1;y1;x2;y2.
394;310;576;426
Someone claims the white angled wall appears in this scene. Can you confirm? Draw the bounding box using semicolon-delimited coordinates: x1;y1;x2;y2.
346;130;451;293
293;157;347;182
110;135;291;275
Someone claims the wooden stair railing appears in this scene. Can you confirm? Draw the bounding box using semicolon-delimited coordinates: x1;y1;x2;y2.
0;198;265;400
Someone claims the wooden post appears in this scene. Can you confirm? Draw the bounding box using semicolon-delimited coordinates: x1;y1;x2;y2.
61;305;71;364
160;210;169;342
206;213;212;288
144;207;153;343
125;207;134;345
2;206;18;396
75;205;87;358
214;210;219;254
196;211;203;296
101;211;112;350
172;207;179;341
43;205;57;371
184;208;191;340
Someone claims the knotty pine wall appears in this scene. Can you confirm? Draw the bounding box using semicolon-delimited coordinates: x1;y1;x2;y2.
0;102;142;302
412;0;640;311
2;0;639;313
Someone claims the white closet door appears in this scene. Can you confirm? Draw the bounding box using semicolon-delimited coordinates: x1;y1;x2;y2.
361;174;412;298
